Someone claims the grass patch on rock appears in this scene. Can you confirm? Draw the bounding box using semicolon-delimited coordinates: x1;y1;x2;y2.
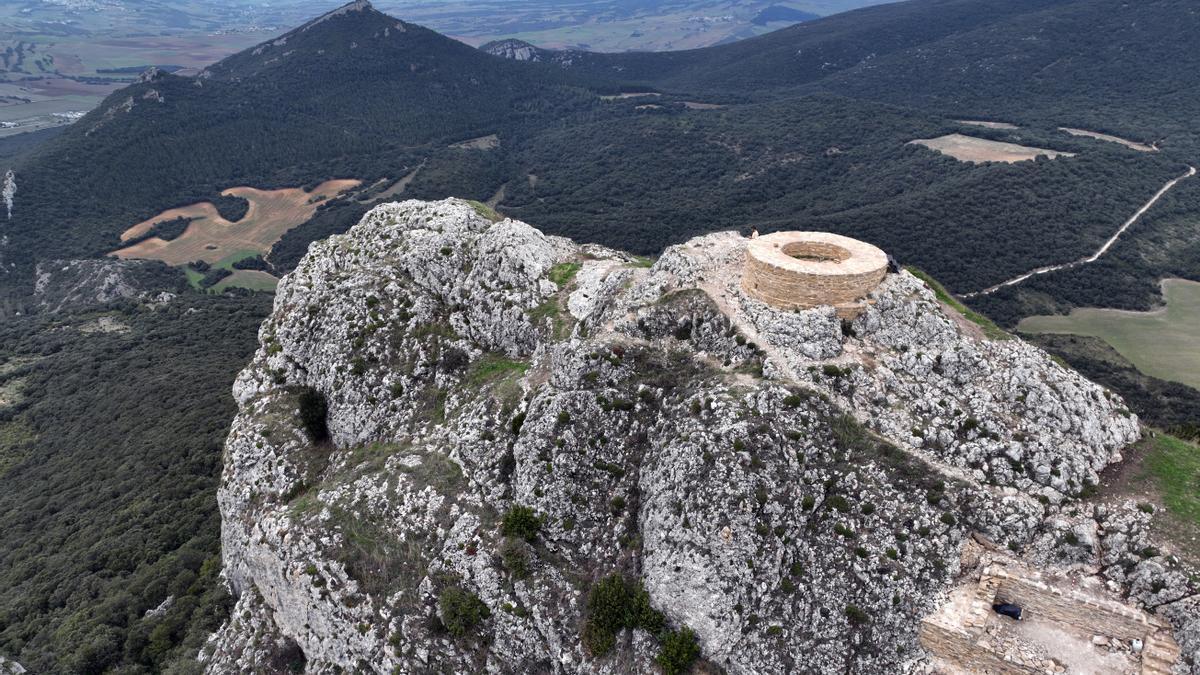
582;573;664;656
467;354;529;387
466;200;503;223
548;262;582;286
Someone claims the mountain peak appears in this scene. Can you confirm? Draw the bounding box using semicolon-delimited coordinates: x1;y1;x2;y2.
479;38;547;62
301;0;376;32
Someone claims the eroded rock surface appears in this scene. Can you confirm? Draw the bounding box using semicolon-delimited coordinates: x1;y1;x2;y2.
203;199;1190;674
33;258;178;314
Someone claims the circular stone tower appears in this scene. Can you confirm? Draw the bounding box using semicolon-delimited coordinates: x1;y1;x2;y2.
741;231;888;317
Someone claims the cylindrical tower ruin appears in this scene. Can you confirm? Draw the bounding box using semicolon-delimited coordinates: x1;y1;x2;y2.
741;231;888;317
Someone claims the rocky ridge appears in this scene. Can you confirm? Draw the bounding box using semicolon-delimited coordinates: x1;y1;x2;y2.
32;258;177;314
202;198;1196;673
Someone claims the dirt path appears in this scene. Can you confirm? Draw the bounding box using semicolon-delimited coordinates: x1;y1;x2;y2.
962;165;1197;298
485;182;507;209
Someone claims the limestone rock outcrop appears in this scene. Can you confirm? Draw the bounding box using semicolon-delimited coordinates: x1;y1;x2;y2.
203;199;1184;674
32;258;177;314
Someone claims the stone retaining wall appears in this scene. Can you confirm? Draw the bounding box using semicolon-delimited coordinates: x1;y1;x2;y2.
919;620;1039;674
988;564;1165;642
920;557;1181;675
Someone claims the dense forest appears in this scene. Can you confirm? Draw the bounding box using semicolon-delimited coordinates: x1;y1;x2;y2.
0;294;270;673
974;177;1200;326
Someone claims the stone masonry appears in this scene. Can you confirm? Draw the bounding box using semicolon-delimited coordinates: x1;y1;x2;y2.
741;231;888;317
920;555;1180;674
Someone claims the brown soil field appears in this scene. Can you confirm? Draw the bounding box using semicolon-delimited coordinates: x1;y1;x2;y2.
23;77;122;98
909;134;1074;164
956;119;1020;130
449;134;499;150
113;179;360;266
599;92;660;100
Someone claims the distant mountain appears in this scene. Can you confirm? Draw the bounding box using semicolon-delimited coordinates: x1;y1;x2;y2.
752;5;820;25
478;38;547;62
6;0;1200;300
2;0;602;283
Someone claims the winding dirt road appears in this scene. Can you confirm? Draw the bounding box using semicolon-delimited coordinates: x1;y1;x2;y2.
962;165;1197;298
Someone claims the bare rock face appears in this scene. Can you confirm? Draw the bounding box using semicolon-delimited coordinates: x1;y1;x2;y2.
33;258;177;314
203;199;1147;674
479;39;546;62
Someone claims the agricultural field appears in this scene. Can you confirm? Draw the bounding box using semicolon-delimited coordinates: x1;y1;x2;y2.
956;120;1019;130
375;0;870;51
908;133;1074;164
212;270;279;293
1059;127;1159;152
114;178;360;290
1019;279;1200;390
0;31;276;136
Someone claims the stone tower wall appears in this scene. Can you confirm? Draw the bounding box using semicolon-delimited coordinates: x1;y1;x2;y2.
741;232;888;313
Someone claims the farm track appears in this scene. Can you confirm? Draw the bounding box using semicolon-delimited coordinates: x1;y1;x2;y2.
962;165;1197;298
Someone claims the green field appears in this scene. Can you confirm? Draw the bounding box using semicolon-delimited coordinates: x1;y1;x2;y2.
184;249;278;293
211;270;279;293
1018;279;1200;390
1144;434;1200;527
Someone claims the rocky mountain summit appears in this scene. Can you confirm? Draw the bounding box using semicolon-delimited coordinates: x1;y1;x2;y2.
202;199;1197;673
479;39;549;63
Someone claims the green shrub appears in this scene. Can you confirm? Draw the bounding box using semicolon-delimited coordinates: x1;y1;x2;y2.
499;538;531;579
822;364;851;378
500;505;542;542
582;573;664;656
826;495;850;512
656;627;700;675
439;586;490;638
845;604;870;625
548;262;582;286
